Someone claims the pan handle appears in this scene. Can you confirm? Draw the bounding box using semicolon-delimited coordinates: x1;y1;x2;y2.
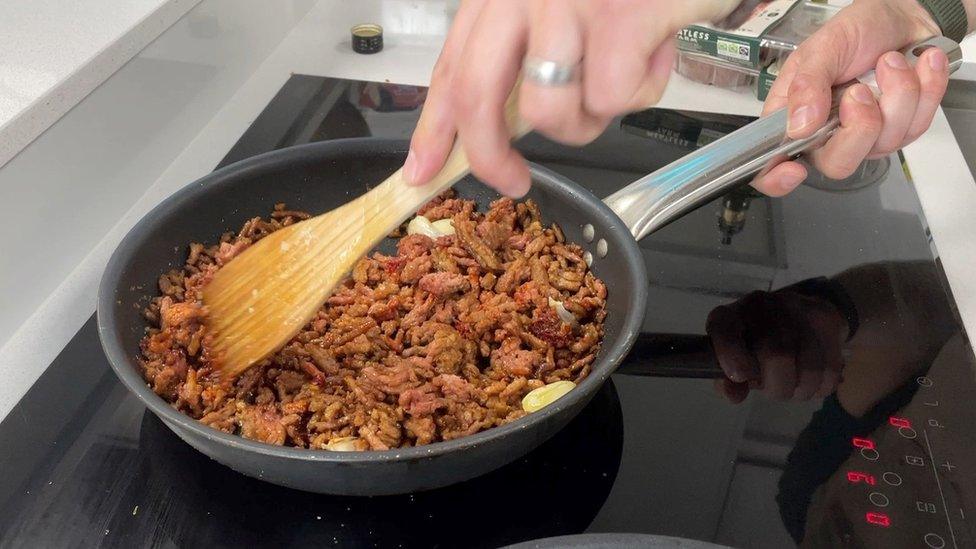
615;333;725;379
603;36;963;241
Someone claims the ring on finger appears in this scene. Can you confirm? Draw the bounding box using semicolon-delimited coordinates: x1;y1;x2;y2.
522;56;580;86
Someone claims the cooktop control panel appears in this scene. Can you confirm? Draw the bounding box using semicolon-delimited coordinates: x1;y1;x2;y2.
821;370;976;549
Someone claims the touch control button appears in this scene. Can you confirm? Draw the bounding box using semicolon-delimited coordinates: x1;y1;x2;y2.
883;472;903;486
906;455;925;467
898;427;918;439
924;533;946;548
869;492;890;507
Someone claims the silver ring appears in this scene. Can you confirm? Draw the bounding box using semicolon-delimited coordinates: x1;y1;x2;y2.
522;57;579;86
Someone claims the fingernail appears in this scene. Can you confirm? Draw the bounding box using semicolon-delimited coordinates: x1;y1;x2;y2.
403;148;420;185
762;173;802;196
849;84;875;105
779;175;803;194
508;178;531;199
788;105;815;134
928;48;948;71
884;51;909;70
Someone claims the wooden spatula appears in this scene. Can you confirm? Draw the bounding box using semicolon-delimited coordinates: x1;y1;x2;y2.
204;90;531;379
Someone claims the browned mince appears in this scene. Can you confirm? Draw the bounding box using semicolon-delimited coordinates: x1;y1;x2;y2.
138;193;607;450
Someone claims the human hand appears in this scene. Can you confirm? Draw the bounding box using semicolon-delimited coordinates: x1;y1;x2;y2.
751;0;948;196
706;289;849;404
405;0;741;196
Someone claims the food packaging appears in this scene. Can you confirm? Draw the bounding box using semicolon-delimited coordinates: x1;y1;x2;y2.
674;0;840;99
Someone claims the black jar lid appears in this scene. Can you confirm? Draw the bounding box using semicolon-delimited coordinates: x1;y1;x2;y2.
352;23;383;54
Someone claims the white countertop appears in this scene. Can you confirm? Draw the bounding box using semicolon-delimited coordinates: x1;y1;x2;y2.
1;0;975;421
0;0;203;167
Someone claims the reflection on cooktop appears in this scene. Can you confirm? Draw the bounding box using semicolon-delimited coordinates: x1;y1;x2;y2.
134;381;621;548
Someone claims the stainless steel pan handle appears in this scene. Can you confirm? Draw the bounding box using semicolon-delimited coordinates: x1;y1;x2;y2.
603;36;963;241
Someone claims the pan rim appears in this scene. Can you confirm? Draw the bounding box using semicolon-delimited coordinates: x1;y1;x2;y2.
96;137;648;465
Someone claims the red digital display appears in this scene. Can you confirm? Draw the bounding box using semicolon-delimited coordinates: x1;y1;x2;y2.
852;437;876;450
889;416;912;429
866;512;891;527
847;471;876;485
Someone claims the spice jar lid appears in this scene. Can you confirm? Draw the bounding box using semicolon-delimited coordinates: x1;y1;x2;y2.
351;24;383;54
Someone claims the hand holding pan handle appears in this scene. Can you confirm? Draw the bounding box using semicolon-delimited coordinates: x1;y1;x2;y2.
603;36;963;241
605;37;961;381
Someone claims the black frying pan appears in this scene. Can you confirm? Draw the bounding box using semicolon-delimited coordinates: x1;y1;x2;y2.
97;137;727;496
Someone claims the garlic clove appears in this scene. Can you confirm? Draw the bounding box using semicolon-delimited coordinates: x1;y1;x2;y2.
522;380;576;413
407;215;455;238
325;436;361;451
548;297;578;326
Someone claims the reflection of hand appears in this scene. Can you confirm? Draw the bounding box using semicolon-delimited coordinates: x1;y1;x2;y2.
404;0;741;196
751;0;948;196
706;290;849;404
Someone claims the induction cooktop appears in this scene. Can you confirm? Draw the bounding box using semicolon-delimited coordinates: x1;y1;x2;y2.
1;76;973;549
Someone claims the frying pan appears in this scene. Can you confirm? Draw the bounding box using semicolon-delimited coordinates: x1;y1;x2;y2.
97;137;722;496
98;37;961;495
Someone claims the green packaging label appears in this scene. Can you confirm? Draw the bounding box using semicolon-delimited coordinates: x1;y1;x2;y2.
716;38;754;63
677;25;762;68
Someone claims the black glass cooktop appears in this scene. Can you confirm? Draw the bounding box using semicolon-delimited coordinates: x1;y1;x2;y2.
1;76;974;549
